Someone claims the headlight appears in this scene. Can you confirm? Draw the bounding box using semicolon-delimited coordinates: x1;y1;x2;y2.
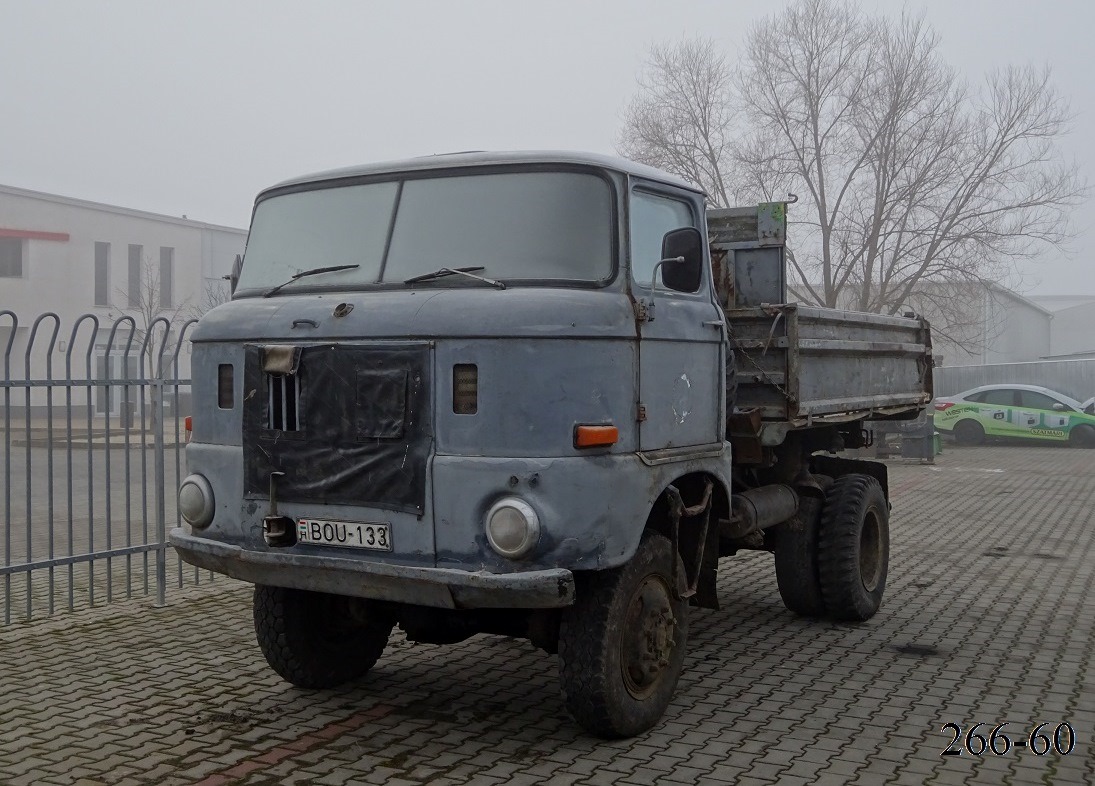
485;497;540;559
178;474;215;529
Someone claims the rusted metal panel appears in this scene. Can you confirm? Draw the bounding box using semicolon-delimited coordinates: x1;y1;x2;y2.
727;408;765;465
726;304;933;427
708;206;786;307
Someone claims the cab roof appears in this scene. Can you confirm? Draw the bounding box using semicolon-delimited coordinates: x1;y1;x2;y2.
262;150;701;197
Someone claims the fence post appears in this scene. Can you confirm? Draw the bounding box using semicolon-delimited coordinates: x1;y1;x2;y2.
151;377;167;607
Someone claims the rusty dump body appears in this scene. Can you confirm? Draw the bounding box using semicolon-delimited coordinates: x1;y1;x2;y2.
708;204;933;453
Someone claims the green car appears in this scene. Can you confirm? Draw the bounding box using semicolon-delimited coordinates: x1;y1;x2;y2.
934;384;1095;448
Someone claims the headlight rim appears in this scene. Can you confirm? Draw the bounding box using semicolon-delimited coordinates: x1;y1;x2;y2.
485;496;540;559
178;473;215;529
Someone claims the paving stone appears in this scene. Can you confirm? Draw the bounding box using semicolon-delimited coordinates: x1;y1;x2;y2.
2;446;1094;786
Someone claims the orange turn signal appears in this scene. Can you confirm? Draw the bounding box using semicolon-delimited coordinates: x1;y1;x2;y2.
574;424;618;449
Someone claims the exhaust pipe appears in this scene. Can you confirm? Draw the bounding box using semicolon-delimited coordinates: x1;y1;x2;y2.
725;484;799;538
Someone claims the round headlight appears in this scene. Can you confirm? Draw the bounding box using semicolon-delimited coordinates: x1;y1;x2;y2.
178;474;215;529
485;497;540;559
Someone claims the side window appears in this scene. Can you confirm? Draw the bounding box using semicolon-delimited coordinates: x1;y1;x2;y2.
630;190;695;287
1019;390;1068;411
981;389;1016;406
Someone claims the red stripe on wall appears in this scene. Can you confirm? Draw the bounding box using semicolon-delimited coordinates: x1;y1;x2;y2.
0;228;70;242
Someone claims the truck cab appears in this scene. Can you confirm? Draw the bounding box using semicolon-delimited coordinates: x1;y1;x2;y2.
172;151;927;737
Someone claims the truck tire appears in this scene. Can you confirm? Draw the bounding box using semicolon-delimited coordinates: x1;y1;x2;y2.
253;585;393;689
953;419;985;446
558;532;688;738
773;496;826;617
817;474;889;622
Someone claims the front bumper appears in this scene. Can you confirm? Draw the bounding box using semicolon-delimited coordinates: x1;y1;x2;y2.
169;528;575;610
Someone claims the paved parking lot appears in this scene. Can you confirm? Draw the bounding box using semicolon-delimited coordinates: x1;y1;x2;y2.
2;445;1092;786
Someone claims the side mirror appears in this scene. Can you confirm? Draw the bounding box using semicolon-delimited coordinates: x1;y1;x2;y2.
660;227;703;293
1052;403;1066;412
225;254;244;296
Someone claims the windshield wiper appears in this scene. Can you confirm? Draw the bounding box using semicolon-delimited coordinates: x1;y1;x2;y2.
403;266;505;290
263;264;360;298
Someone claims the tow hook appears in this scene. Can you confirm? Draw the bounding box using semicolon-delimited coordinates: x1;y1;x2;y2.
262;471;296;547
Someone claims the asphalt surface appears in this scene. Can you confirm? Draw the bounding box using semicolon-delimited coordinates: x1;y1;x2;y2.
2;445;1093;785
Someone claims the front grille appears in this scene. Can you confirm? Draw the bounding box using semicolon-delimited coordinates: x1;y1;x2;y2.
267;373;300;431
243;343;433;514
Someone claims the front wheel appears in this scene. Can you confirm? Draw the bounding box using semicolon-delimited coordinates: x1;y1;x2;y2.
253;585;393;689
558;532;689;738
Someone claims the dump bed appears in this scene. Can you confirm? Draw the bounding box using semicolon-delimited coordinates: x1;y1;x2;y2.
726;303;932;423
708;204;933;429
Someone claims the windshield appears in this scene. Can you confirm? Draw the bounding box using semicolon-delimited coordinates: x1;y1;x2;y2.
235;170;615;295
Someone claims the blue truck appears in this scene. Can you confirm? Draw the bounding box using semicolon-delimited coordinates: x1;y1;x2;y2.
172;151;932;737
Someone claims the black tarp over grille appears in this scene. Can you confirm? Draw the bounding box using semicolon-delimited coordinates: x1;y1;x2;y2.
242;343;432;514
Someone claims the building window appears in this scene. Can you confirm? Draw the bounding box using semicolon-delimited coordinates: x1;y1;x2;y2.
94;242;110;306
128;244;142;307
0;238;24;277
159;247;174;308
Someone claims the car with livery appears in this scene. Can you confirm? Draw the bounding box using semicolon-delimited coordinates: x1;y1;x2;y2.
933;383;1095;447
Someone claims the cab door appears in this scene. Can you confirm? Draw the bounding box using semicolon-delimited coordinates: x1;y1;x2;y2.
630;184;725;451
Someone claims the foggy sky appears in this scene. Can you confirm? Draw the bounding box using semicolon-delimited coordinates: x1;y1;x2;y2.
1;0;1091;295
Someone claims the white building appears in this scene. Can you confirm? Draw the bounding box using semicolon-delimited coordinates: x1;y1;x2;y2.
839;281;1054;367
1029;295;1095;360
1;183;247;416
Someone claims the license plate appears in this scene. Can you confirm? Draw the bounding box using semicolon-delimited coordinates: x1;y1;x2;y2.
297;519;392;551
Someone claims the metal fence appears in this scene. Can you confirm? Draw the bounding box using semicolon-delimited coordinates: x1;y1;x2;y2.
935;359;1095;401
1;310;210;624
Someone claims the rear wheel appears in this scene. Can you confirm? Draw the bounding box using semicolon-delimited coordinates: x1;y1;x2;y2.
1069;424;1095;449
817;475;889;622
558;532;688;738
253;585;393;689
953;419;985;446
773;496;826;617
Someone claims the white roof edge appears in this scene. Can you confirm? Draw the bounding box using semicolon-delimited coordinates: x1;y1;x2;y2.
984;281;1055;316
262;150;702;195
0;182;247;235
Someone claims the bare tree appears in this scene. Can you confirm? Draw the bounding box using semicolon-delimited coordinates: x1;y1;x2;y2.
619;39;738;207
187;277;230;322
112;255;190;373
618;0;1087;344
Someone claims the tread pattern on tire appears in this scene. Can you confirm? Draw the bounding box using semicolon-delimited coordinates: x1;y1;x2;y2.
774;495;826;617
253;585;392;689
558;532;688;739
817;474;889;622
